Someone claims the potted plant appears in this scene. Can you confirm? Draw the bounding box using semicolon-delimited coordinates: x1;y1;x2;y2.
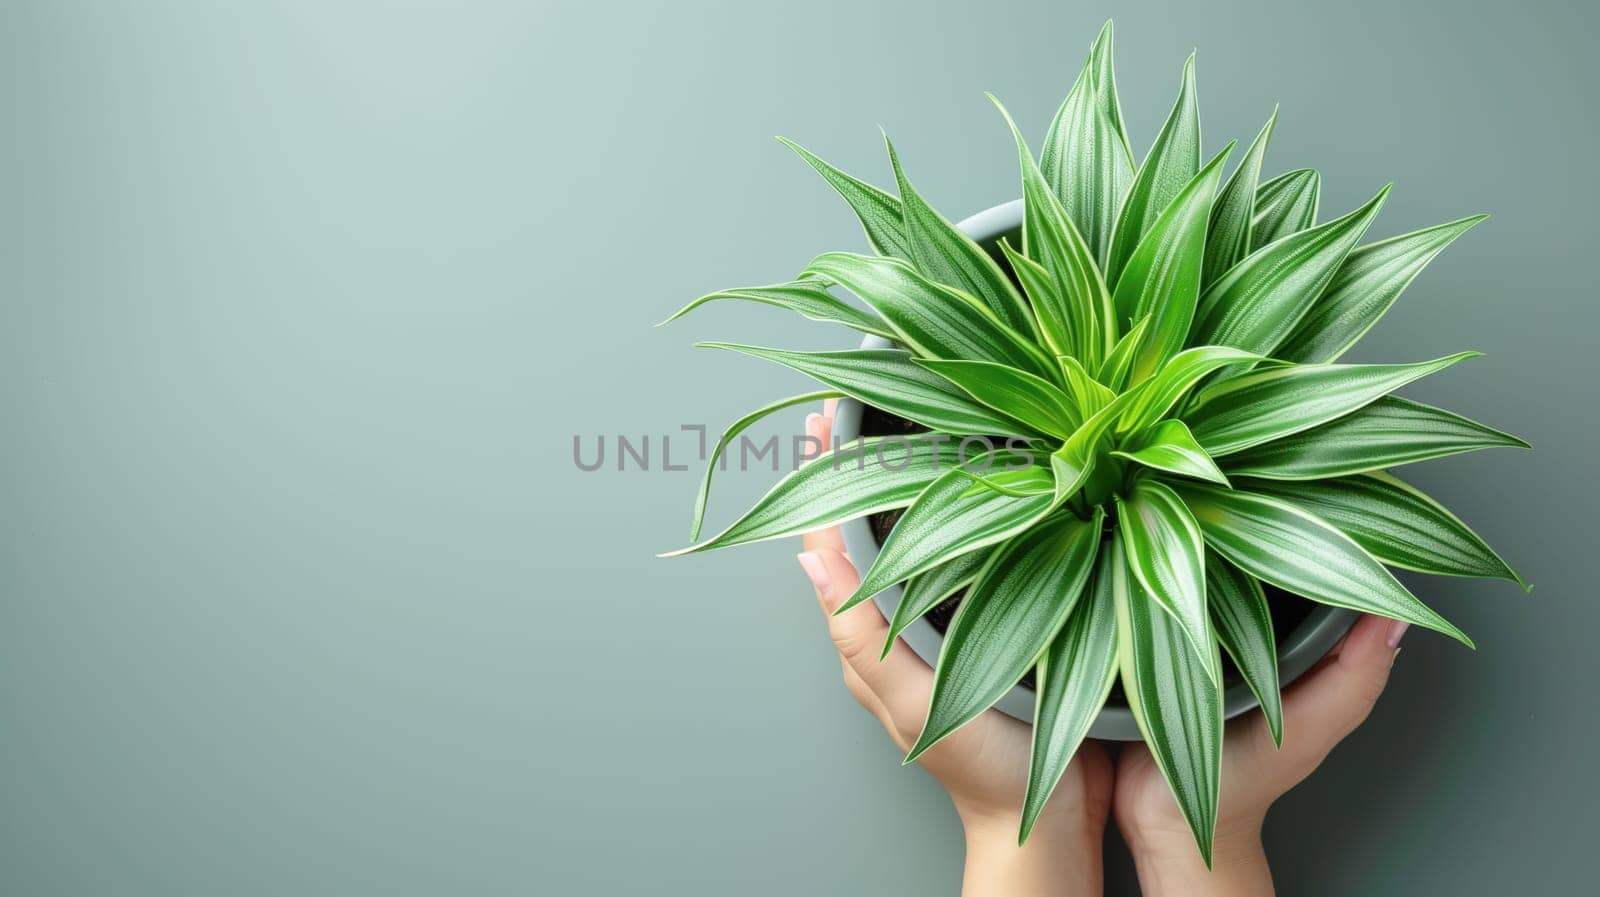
660;21;1528;860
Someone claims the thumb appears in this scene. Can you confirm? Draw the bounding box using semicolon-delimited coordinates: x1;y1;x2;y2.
797;547;880;668
1276;614;1406;770
797;547;934;735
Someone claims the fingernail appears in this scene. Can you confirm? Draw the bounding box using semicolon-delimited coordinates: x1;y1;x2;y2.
1385;620;1410;649
797;551;830;594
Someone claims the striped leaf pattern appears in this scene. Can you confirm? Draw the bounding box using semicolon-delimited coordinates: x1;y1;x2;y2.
1205;554;1283;743
1220;395;1527;479
1251;168;1320;249
907;510;1104;761
1243;474;1525;586
1041;21;1134;264
1114;534;1223;865
1202;109;1276;287
1186;353;1478;456
1022;545;1121;839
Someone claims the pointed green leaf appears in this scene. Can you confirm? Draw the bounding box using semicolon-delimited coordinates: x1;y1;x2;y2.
802;252;1052;377
997;238;1071;354
1277;215;1489;362
951;465;1056;498
1113;533;1221;865
1243;473;1526;586
843;463;1057;612
777;137;911;259
658;279;896;339
1021;544;1120;842
883;548;993;658
1040;20;1135;264
1192;185;1389;357
1186;353;1479;457
1113;144;1234;381
660;436;952;557
1057;355;1114;418
1114;345;1260;434
917;358;1081;440
696;343;1033;436
1097;314;1151;392
1105;53;1201;286
991;96;1114;364
906;510;1104;762
688;390;841;541
1203;109;1277;287
1204;554;1282;744
1172;482;1473;646
1085;20;1131;152
1111;419;1229;486
1220;395;1528;480
884;134;1037;336
1251;169;1320;250
1116;479;1219;686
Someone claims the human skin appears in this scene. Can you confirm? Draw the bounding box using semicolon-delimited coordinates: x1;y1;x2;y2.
795;401;1408;896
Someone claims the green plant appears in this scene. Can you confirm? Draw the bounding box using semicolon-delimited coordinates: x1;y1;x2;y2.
659;21;1528;862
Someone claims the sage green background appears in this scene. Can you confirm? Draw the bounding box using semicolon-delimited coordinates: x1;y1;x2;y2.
1;1;1593;894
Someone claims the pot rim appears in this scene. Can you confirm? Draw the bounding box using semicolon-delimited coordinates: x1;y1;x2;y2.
833;198;1357;741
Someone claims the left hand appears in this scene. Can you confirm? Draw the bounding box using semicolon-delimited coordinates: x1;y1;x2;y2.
1113;612;1409;895
797;401;1112;897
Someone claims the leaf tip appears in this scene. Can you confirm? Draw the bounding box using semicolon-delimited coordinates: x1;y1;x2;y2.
654;305;690;328
832;587;875;616
1502;562;1533;593
1016;810;1041;846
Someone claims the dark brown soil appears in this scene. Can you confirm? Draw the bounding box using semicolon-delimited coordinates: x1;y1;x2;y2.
857;404;1315;705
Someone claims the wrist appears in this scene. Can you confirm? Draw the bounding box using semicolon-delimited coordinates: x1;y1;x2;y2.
1124;820;1272;897
959;808;1103;897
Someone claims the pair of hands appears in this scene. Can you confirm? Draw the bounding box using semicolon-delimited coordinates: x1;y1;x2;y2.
795;403;1408;897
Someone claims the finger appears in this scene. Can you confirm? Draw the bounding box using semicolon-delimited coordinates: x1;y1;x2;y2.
799;410;847;556
1275;613;1405;769
797;547;934;736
